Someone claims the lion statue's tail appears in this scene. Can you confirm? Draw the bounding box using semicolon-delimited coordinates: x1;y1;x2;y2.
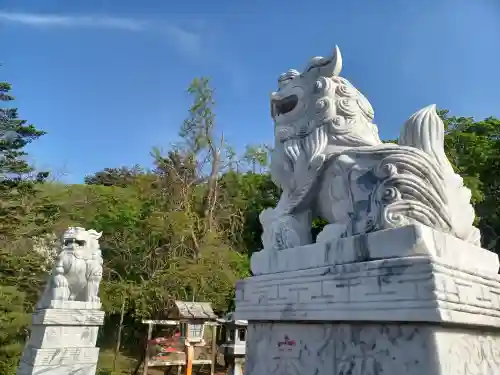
398;104;481;245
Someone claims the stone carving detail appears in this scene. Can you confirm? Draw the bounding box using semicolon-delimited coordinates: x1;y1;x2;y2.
245;323;500;375
37;227;103;309
262;46;480;253
246;323;336;375
439;331;500;374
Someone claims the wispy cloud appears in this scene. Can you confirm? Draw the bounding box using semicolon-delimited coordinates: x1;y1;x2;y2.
0;11;202;57
0;11;146;31
0;10;248;92
162;25;202;59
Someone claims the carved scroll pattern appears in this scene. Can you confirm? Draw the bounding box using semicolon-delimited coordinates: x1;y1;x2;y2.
357;146;454;236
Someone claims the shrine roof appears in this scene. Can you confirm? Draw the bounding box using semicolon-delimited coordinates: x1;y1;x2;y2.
172;300;217;320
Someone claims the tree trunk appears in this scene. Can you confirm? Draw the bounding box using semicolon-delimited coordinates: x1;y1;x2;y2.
113;295;126;372
204;145;220;233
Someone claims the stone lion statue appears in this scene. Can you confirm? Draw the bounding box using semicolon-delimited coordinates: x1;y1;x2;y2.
37;227;103;308
261;46;480;252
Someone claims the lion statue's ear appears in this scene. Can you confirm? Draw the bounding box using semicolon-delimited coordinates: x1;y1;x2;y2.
87;230;103;240
305;45;343;78
320;45;343;77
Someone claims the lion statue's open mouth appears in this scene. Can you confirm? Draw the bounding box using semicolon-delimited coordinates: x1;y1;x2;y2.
272;94;299;117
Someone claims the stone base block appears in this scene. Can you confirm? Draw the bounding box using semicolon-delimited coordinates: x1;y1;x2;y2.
17;361;97;375
236;256;500;327
251;224;499;276
20;346;100;367
32;307;105;325
236;229;500;374
244;322;500;375
47;300;102;309
28;325;100;348
25;307;104;349
17;302;104;374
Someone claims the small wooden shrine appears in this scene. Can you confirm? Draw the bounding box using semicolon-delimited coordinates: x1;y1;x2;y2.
171;301;218;345
141;301;218;375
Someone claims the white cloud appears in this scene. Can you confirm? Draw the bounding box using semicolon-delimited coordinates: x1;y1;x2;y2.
0;11;202;56
162;25;202;58
0;11;146;31
0;10;247;92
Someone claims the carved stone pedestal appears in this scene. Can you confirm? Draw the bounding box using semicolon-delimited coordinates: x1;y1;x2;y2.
234;224;500;375
17;301;104;375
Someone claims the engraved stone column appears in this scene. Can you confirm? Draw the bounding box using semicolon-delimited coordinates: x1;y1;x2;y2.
17;300;104;375
235;224;500;375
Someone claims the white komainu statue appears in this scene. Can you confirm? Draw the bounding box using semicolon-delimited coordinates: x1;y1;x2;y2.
261;46;480;252
37;227;103;308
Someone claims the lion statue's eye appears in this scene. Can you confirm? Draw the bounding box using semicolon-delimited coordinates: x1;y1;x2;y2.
64;238;86;246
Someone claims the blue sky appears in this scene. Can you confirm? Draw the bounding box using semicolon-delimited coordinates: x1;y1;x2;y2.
2;0;500;183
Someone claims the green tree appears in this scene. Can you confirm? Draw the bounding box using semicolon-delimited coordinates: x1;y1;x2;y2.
242;144;270;173
440;110;500;252
84;165;145;187
32;78;252;365
217;171;279;253
0;285;30;375
178;77;225;234
0;242;48;375
0;82;54;373
0;82;49;238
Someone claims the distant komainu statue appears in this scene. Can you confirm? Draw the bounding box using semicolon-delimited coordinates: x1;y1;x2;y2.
37;227;103;308
261;46;480;252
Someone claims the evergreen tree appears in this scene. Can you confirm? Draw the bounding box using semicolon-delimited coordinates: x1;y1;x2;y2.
0;82;49;238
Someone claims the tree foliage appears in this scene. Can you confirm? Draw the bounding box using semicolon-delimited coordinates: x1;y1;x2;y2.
0;82;51;374
0;82;49;239
242;144;270;173
84;165;145;187
440;110;500;251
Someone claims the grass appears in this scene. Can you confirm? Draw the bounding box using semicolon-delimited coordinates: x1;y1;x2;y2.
96;350;229;375
96;350;138;375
